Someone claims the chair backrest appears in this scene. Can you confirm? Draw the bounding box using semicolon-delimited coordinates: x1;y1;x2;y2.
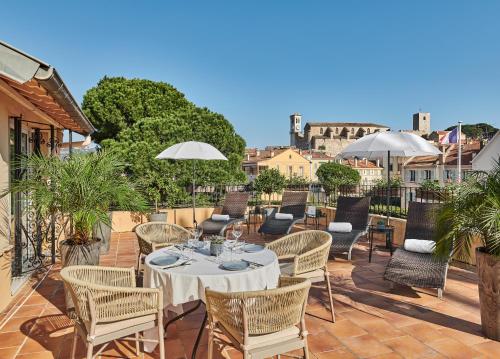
334;196;371;230
405;202;442;242
135;222;191;244
206;276;310;340
280;191;308;218
221;192;250;218
60;265;135;324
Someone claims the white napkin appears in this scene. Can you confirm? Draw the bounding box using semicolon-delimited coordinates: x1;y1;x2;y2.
275;213;293;220
404;239;435;254
212;214;230;221
328;222;352;232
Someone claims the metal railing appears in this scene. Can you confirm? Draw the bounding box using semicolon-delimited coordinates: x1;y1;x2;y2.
153;183;452;219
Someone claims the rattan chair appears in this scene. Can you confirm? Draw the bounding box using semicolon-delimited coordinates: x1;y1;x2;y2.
258;191;308;235
384;202;449;298
60;265;164;359
266;230;335;322
135;222;192;270
206;276;311;359
329;196;371;260
199;192;250;236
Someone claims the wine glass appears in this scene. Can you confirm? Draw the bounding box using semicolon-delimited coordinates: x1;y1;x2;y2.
225;232;237;262
232;222;243;251
194;226;203;243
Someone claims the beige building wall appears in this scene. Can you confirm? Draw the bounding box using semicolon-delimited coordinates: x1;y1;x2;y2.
257;149;312;180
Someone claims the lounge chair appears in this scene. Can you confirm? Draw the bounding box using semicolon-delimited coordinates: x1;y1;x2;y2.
61;265;165;359
266;230;335;322
205;276;311;359
329;196;371;260
384;202;449;298
258;191;308;235
135;222;192;270
199;191;250;236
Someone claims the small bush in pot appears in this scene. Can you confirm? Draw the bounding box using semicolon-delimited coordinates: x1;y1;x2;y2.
434;158;500;340
4;150;147;267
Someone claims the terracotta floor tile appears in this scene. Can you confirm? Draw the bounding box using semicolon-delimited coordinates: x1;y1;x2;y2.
308;330;343;353
16;351;57;358
427;337;483;359
361;319;405;341
472;340;500;358
383;335;438;358
400;323;443;343
0;331;27;348
0;346;18;359
315;346;358;358
11;305;45;319
341;334;393;358
323;319;367;338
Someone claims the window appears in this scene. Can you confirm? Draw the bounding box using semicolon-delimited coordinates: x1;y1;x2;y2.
424;170;432;180
320;128;323;135
289;154;292;159
335;127;339;134
410;170;416;182
299;166;304;177
444;170;452;180
367;128;371;134
288;166;293;176
350;128;355;134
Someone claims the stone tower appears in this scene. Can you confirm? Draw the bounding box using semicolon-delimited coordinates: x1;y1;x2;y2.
412;112;431;135
290;113;302;146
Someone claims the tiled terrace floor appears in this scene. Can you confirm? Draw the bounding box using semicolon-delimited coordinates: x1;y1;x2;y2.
0;226;499;359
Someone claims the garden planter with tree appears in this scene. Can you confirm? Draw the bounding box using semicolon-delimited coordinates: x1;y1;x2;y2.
435;159;500;340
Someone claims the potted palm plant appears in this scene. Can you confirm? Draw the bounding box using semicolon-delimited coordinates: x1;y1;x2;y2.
434;159;500;340
5;150;147;268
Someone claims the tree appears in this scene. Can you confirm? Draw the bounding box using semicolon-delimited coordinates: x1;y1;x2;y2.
82;77;193;143
82;77;247;206
445;123;498;140
286;175;310;187
316;162;361;195
253;169;287;205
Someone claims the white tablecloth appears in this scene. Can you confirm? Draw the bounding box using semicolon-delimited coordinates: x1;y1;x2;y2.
143;245;280;352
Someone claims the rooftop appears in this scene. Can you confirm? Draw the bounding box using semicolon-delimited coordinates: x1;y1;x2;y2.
0;224;497;359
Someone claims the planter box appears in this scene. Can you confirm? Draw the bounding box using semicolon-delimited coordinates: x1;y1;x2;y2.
476;247;500;340
415;189;450;201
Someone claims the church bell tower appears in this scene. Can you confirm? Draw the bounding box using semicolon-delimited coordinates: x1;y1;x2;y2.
290;113;302;146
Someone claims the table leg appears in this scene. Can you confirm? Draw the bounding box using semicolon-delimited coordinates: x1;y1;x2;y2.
389;231;393;256
369;231;373;263
164;300;202;337
191;311;208;359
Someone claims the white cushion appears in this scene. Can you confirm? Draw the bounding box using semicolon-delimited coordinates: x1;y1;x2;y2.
328;222;352;233
212;214;230;221
404;239;435;254
275;213;293;220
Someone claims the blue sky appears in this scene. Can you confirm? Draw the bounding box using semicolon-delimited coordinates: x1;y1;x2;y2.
1;0;499;147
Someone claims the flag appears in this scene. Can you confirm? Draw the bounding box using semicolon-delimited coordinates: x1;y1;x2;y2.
440;127;459;144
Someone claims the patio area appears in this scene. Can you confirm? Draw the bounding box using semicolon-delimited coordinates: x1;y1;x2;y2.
0;226;497;359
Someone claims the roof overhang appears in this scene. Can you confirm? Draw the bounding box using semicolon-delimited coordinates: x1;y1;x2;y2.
0;40;95;135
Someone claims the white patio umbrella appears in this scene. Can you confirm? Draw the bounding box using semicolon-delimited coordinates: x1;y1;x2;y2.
156;141;228;225
340;131;441;222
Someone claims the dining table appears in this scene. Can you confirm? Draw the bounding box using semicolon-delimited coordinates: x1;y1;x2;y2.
142;241;281;357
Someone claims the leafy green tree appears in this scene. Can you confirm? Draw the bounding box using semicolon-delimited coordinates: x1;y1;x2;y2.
286;175;310;187
253;169;287;205
82;77;193;143
316;162;361;195
445;123;498;140
82;77;247;206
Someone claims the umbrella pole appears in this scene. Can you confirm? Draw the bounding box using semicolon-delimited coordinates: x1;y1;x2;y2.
193;161;197;227
386;150;391;225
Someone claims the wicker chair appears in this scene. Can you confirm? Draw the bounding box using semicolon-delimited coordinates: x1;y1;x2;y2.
135;222;192;270
199;192;250;236
384;202;449;299
329;196;371;260
258;191;308;235
60;265;164;359
266;230;335;322
206;276;311;359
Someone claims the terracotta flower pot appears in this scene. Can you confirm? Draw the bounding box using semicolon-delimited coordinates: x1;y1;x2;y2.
476;247;500;340
60;239;101;312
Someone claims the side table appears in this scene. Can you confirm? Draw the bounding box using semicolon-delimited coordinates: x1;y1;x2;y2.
368;225;395;263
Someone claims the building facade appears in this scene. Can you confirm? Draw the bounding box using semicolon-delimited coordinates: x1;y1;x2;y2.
0;40;94;310
289;113;390;157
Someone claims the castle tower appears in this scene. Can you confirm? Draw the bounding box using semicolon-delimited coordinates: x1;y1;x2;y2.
413;112;431;135
290;113;302;146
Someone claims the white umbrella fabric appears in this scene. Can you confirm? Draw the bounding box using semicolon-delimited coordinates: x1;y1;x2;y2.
340;131;441;222
156;141;228;225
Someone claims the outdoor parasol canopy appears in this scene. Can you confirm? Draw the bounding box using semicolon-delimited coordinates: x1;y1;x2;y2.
339;131;442;222
156;141;228;225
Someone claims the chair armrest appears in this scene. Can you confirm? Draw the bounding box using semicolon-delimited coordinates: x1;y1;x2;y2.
90;287;162;323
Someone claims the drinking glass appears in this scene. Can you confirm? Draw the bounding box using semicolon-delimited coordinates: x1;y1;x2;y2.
232;222;243;251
